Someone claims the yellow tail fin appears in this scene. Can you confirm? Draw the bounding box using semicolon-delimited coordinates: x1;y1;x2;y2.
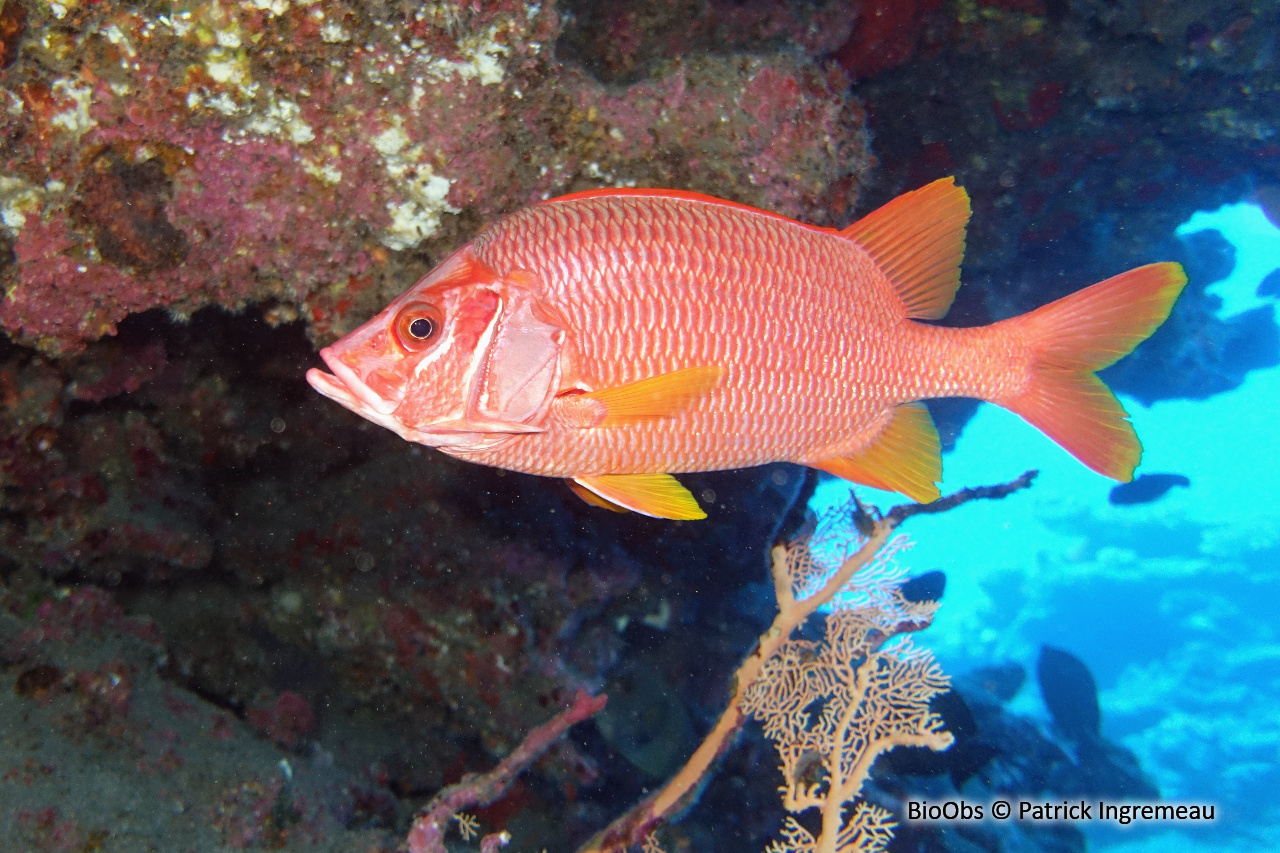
995;262;1187;481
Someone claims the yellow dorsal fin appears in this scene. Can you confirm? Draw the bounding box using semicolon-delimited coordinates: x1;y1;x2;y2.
572;474;707;520
841;177;971;321
807;403;942;503
582;366;725;427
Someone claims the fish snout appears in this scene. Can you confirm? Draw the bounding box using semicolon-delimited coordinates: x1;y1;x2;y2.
316;346;402;416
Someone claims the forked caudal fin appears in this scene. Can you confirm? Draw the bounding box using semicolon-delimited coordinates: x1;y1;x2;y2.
995;262;1188;481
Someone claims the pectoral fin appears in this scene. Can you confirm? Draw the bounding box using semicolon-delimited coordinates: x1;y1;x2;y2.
808;402;942;503
571;474;707;520
555;366;725;429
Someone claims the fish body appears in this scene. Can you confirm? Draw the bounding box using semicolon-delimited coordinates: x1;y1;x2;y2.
308;179;1187;519
1108;472;1190;505
1037;645;1100;742
458;192;976;475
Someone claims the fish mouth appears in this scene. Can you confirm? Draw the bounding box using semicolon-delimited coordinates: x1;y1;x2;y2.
308;348;401;416
306;366;362;411
306;363;482;450
307;356;523;452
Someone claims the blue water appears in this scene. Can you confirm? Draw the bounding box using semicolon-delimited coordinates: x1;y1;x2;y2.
811;203;1280;853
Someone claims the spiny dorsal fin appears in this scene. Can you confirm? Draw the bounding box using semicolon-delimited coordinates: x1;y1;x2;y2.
807;402;942;503
572;474;706;520
841;177;971;321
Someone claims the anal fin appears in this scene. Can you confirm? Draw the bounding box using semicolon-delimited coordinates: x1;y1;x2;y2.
572;474;706;520
808;402;942;503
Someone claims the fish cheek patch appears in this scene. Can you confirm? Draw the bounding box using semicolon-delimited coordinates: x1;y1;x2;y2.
71;146;190;273
473;288;565;426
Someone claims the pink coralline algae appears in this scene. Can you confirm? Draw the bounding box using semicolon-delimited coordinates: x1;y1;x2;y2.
0;0;871;355
555;0;858;84
5;586;161;655
246;691;316;750
14;806;105;853
0;348;216;582
993;81;1065;132
833;0;946;82
568;56;868;223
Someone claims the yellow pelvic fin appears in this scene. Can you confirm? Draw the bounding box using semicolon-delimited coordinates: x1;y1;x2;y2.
566;479;630;513
807;402;943;503
840;176;971;321
581;366;725;427
572;474;707;520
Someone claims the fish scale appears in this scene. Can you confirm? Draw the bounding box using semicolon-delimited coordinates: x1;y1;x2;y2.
308;178;1187;518
464;195;930;475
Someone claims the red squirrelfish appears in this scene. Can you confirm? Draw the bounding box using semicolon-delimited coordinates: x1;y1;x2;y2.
307;178;1186;520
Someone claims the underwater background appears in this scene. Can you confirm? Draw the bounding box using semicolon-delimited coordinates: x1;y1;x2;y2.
0;1;1276;852
811;198;1280;853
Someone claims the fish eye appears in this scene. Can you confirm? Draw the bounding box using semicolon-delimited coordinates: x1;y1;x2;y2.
393;302;442;352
